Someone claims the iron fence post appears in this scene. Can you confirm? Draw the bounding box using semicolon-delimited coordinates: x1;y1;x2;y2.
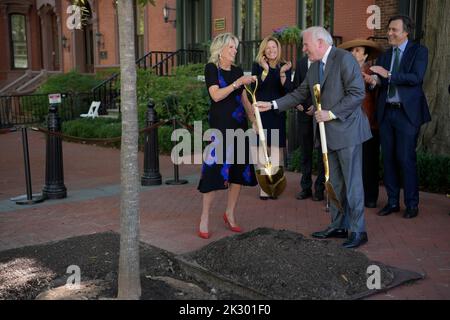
42;103;67;199
141;99;162;186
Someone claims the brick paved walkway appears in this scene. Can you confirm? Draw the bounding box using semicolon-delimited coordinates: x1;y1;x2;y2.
0;129;449;299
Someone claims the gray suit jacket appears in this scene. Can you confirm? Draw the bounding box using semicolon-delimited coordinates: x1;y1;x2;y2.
276;47;371;151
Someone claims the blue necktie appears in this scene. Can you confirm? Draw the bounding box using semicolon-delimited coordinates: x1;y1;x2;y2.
319;61;324;84
388;47;400;98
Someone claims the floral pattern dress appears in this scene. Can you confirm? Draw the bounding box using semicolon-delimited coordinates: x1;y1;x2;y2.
197;63;257;193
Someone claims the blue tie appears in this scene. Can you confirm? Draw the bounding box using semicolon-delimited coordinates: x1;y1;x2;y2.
319;61;324;84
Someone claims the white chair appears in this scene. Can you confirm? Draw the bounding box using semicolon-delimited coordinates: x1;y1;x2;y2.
80;101;101;118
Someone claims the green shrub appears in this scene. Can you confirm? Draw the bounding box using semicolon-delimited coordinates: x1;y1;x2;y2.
288;148;450;194
173;64;205;77
94;67;120;81
158;125;174;154
417;151;450;193
36;70;102;94
135;64;209;126
62;118;122;140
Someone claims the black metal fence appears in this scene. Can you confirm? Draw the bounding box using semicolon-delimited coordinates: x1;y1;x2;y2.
91;74;120;115
92;49;206;112
0;92;93;128
136;49;206;76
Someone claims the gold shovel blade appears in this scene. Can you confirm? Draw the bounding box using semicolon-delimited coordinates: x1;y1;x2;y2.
255;165;287;198
325;181;343;212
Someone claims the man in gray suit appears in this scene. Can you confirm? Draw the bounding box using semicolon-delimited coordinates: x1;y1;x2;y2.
257;26;372;248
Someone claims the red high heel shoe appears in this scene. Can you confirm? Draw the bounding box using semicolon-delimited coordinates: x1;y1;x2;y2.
198;230;210;239
223;213;242;233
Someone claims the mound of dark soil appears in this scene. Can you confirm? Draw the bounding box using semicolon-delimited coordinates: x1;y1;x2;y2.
0;232;237;300
0;229;422;300
181;228;397;299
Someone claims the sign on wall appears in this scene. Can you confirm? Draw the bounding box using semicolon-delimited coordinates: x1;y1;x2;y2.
214;18;226;31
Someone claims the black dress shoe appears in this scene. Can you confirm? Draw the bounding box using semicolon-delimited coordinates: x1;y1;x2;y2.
312;190;324;201
342;232;368;249
377;204;400;216
403;207;418;219
259;195;269;200
365;201;377;208
311;227;348;239
296;189;312;200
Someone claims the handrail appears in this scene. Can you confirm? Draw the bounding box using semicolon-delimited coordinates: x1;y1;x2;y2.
92;49;207;114
91;72;119;92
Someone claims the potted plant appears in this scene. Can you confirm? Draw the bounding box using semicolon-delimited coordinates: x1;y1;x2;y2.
272;26;302;45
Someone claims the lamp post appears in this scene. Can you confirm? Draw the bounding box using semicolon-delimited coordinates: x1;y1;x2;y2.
61;35;69;50
163;3;176;27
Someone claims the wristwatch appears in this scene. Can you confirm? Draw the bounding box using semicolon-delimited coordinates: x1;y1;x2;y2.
387;71;392;80
270;101;274;109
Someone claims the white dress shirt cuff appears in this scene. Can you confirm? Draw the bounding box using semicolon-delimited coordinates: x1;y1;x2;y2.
272;100;279;110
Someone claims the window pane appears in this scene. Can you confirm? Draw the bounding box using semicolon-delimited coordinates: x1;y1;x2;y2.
136;2;145;35
252;0;261;40
305;0;313;28
10;14;28;69
323;0;333;31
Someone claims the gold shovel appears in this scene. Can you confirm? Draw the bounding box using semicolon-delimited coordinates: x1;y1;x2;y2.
244;79;286;198
313;84;343;211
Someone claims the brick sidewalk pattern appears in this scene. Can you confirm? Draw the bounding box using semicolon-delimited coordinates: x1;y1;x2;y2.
0;130;449;299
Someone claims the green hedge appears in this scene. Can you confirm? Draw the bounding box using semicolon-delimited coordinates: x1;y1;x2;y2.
135;65;209;127
36;70;102;94
288;148;450;194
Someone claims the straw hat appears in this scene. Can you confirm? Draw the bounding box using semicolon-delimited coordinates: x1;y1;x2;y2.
338;39;383;61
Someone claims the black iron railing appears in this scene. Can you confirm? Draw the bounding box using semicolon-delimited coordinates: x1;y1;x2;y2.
91;73;120;115
92;49;206;113
0;92;93;128
136;49;206;76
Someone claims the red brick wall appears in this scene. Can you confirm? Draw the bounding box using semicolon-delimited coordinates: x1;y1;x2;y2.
261;0;297;38
96;0;118;66
0;5;9;82
333;0;375;42
211;0;233;38
147;0;176;51
29;5;42;71
375;0;398;38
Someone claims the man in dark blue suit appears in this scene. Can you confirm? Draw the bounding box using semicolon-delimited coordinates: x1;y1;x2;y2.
369;15;431;219
293;56;325;201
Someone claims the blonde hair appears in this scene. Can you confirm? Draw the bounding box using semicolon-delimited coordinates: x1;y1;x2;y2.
255;36;283;67
208;33;239;65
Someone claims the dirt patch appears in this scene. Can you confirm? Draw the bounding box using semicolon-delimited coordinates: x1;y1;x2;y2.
181;228;397;299
0;232;237;300
0;229;422;300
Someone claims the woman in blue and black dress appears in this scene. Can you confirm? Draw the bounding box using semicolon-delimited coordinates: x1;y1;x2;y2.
197;33;257;239
252;36;293;199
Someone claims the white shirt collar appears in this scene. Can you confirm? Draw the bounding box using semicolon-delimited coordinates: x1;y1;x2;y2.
395;39;408;53
321;45;333;66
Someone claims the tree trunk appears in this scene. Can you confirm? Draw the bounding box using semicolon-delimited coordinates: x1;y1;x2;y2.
117;0;141;299
419;0;450;155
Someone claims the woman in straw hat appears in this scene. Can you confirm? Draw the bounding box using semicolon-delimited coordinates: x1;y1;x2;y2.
338;39;383;209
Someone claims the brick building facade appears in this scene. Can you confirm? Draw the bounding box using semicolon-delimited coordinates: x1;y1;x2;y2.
0;0;425;90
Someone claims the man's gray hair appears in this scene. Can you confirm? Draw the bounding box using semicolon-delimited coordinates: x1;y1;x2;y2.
301;26;334;45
